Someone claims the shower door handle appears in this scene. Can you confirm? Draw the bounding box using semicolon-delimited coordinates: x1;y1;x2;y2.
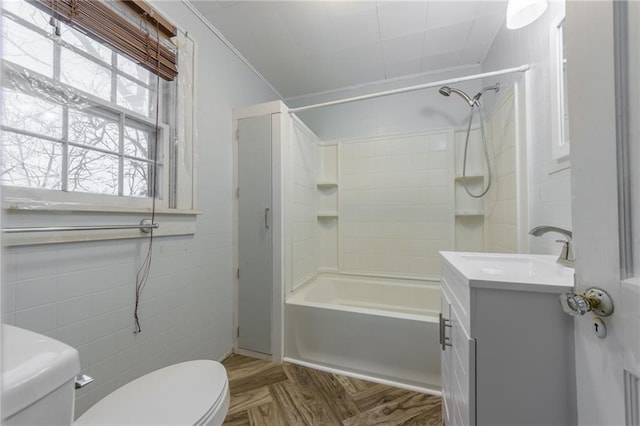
264;208;270;229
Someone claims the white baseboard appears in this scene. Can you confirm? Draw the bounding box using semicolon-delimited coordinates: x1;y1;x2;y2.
234;348;273;361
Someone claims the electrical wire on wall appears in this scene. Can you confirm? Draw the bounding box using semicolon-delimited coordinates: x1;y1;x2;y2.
134;18;162;334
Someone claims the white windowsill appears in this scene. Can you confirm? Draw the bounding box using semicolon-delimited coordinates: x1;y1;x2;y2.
4;198;201;215
548;158;571;175
3;198;200;247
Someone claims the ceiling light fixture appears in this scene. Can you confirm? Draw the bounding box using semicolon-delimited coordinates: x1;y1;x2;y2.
506;0;548;30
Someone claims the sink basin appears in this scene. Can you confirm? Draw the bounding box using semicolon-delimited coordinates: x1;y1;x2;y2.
459;253;572;278
439;251;574;292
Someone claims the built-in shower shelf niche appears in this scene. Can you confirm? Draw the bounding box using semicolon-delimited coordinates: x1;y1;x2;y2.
317;183;338;214
454;154;485;252
316;142;339;272
454;174;484;216
317;211;339;218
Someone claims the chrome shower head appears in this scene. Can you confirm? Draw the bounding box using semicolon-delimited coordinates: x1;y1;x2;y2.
439;86;452;97
438;86;475;106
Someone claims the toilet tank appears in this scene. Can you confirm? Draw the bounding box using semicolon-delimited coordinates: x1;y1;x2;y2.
2;325;80;425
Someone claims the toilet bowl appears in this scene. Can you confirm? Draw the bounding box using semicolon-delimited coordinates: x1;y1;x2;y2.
75;360;230;426
2;325;230;426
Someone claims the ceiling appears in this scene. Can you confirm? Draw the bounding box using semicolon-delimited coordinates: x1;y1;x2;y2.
191;1;508;100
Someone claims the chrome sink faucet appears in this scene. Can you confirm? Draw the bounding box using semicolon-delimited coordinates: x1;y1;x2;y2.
529;225;575;268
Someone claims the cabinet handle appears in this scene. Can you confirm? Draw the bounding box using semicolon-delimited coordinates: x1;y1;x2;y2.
264;208;270;229
439;313;453;350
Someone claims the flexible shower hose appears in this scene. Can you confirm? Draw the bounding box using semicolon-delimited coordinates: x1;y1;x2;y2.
461;103;492;198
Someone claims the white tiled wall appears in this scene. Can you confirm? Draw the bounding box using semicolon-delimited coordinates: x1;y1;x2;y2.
482;1;572;254
484;90;518;253
454;90;519;253
3;236;231;414
339;131;454;279
317;144;339;271
290;122;318;289
1;0;278;418
454;127;486;252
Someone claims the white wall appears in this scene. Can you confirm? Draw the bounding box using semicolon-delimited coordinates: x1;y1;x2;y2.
482;1;572;255
1;0;278;418
291;66;483;141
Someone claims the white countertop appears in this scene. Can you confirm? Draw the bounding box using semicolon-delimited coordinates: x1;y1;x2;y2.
439;251;575;293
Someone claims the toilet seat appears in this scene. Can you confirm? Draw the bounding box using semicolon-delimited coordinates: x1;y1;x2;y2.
75;360;229;426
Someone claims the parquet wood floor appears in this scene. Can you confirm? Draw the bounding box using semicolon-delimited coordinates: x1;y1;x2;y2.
222;354;442;426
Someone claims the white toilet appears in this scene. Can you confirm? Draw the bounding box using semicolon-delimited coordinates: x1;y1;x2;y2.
1;325;230;426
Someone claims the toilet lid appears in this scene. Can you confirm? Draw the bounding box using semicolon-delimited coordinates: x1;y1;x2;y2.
75;360;228;426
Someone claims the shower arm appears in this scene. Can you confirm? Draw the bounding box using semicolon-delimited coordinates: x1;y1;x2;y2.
473;83;501;102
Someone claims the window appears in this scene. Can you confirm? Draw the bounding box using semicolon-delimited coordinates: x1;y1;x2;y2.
2;0;170;201
550;15;570;162
1;0;196;244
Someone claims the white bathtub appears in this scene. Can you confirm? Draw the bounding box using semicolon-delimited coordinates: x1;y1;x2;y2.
285;274;441;394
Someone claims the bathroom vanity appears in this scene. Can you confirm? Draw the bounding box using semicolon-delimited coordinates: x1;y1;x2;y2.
439;251;577;426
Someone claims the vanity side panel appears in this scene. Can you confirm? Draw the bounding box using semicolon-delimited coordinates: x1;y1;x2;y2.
473;288;576;426
441;264;471;332
440;286;453;426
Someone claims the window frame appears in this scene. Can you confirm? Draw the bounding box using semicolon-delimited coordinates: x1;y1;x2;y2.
1;63;171;210
550;14;570;163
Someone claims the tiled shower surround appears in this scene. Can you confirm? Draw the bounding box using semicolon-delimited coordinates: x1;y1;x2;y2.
340;131;454;279
290;122;319;289
484;90;519;253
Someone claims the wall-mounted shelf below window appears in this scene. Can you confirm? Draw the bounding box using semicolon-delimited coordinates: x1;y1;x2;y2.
317;181;338;188
455;210;485;216
317;212;338;218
